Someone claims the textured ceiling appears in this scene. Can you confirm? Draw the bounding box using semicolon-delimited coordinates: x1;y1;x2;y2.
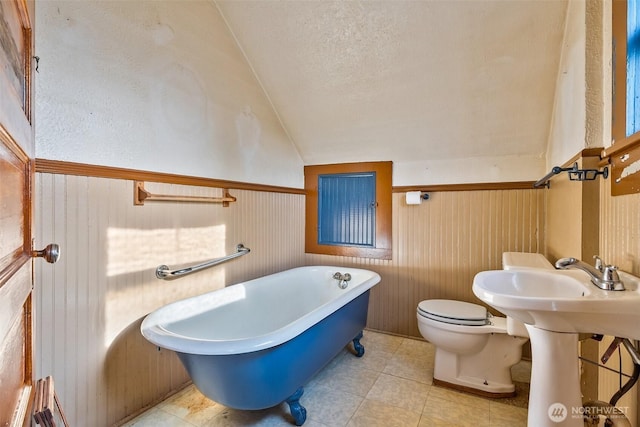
216;0;568;170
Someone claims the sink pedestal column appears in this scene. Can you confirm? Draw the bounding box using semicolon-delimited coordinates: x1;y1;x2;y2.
526;325;583;426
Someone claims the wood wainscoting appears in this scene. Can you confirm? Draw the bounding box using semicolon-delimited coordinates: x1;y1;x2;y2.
34;171;306;426
307;188;545;337
33;160;546;424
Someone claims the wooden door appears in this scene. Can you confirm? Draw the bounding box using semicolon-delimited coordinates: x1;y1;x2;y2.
0;0;36;425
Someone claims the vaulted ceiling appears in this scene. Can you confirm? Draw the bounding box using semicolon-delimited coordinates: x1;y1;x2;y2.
216;0;568;176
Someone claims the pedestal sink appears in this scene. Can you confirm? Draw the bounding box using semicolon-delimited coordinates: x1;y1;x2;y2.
473;269;640;426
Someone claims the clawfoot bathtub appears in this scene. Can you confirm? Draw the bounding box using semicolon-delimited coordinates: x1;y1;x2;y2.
141;266;381;425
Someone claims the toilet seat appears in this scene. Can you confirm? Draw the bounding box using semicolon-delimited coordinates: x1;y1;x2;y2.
418;299;490;326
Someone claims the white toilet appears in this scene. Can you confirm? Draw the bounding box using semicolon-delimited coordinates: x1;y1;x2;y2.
416;252;554;397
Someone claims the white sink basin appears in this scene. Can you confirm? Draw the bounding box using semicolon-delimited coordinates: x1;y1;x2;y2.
473;269;640;340
474;267;640;426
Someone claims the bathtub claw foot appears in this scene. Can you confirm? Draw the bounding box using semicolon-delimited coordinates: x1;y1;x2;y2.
286;387;307;426
352;331;365;357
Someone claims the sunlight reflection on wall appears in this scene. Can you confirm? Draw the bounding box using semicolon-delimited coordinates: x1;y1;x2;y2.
106;224;227;277
105;224;229;347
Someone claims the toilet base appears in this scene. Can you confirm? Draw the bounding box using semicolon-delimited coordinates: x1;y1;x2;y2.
431;333;527;397
433;377;516;398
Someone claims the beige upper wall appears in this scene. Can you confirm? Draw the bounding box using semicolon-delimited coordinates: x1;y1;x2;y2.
547;0;587;168
34;1;304;188
547;0;610;168
217;0;568;186
35;0;570;187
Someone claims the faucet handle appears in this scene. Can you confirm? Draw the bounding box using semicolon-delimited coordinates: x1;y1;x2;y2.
593;255;604;272
602;265;620;282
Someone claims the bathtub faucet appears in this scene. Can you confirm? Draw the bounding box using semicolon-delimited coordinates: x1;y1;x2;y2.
555;256;625;291
333;272;352;289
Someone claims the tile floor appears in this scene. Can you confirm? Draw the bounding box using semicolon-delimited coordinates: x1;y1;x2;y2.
122;330;530;427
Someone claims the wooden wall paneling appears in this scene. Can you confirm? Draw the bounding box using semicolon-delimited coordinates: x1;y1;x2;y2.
34;173;51;390
306;188;545;338
598;180;640;424
34;174;306;426
34;162;546;422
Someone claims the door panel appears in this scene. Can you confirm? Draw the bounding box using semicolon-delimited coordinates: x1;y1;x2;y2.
0;131;28;277
0;133;32;425
0;265;30;345
0;296;28;423
0;133;32;426
0;0;35;425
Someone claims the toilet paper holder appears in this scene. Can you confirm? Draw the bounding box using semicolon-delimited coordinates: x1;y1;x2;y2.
405;191;430;205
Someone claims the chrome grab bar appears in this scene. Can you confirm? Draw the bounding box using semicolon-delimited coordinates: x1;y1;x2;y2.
156;243;250;280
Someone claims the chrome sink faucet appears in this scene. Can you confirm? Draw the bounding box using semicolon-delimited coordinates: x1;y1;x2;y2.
555;256;625;291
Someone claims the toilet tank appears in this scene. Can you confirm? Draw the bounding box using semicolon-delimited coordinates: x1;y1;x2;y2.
502;252;554;270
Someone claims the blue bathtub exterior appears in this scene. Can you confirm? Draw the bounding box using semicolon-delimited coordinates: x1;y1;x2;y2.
176;290;370;417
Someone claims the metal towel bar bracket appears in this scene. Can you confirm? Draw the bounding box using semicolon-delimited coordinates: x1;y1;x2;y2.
534;162;609;189
156;244;250;280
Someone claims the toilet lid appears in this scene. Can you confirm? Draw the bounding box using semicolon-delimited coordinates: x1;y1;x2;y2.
418;299;489;326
